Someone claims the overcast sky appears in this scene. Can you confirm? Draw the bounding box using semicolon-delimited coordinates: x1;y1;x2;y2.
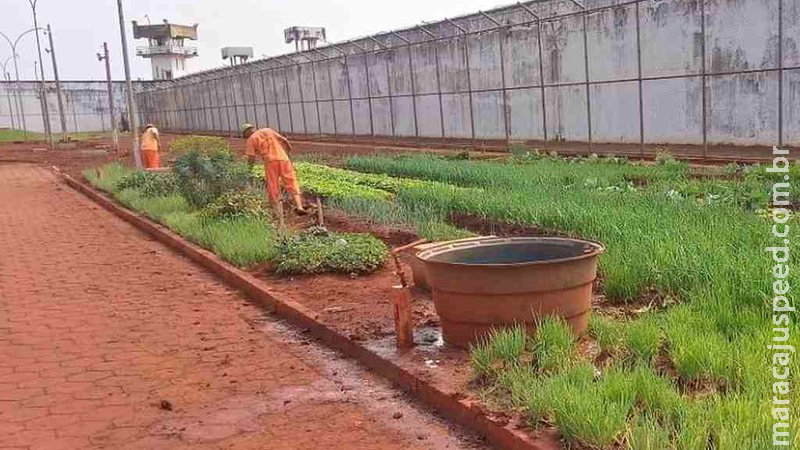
0;0;505;81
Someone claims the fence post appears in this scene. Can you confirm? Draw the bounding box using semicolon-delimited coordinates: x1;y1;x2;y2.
447;18;476;143
269;68;284;132
700;0;708;158
310;60;322;135
326;60;339;135
636;1;645;157
481;11;510;147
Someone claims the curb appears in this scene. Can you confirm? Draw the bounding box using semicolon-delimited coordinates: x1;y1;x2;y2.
61;172;557;450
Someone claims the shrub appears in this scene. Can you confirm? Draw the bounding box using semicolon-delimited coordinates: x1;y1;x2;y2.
116;170;177;197
172;149;252;208
275;229;387;275
169;135;230;156
200;190;269;220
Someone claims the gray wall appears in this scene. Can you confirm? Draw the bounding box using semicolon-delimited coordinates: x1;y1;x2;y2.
136;0;800;148
0;81;133;134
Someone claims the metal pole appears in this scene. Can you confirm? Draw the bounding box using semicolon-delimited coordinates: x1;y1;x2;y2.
580;6;592;149
269;68;284;132
433;43;445;139
100;42;118;151
326;61;338;135
34;61;46;136
46;24;66;139
700;0;707;158
310;61;322;134
282;66;295;132
447;18;476;142
2;68;15;130
635;2;644;156
363;53;374;136
28;1;52;146
384;51;396;137
465;35;476;142
344;56;356;135
295;62;308;134
536;21;548;148
116;0;142;168
247;70;258;127
258;70;272;129
12;56;27;140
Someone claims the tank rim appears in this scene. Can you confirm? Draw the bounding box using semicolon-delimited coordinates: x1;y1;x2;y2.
417;236;605;268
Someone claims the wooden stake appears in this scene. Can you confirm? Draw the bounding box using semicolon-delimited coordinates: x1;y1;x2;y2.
275;200;286;233
392;285;414;348
316;197;324;227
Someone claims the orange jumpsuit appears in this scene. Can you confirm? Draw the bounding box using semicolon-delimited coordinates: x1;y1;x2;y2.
140;128;161;169
245;128;300;204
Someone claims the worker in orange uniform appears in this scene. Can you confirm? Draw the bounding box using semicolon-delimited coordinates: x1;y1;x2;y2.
241;123;308;214
140;124;161;169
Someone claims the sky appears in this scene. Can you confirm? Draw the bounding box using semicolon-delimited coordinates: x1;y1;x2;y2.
0;0;507;81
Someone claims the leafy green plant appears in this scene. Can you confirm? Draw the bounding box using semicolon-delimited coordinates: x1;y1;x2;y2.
169;135;230;156
172;149;252;208
200;189;269;220
116;170;177;198
275;229;387;275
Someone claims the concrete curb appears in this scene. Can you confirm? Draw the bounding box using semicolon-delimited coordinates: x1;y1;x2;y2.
61;172;557;450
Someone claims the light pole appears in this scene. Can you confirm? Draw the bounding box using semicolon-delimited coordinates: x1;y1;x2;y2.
27;0;53;147
0;27;44;141
44;24;66;140
97;42;118;151
116;0;141;168
1;55;16;130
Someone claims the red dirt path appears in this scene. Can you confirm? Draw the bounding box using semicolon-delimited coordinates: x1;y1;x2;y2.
0;164;487;450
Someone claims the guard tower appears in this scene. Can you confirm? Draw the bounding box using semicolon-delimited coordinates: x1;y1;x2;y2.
284;26;326;52
133;19;198;80
221;47;254;66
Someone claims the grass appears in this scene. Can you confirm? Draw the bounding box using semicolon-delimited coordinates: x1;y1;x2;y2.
308;152;800;448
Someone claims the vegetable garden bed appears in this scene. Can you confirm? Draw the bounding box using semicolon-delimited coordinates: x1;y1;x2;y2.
85;141;799;449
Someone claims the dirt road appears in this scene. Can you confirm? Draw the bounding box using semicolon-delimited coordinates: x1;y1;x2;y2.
0;163;487;450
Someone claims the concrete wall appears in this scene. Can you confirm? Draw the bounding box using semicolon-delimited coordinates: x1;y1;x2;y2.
0;81;137;134
137;0;800;148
